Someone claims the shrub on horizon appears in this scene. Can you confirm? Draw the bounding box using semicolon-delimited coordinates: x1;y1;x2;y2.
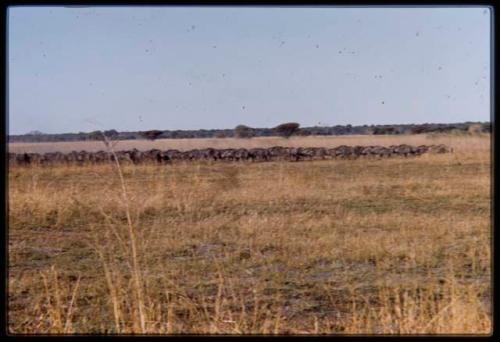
234;125;255;139
140;130;164;141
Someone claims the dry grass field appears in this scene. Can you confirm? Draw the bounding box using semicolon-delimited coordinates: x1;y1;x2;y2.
7;133;485;153
8;134;491;335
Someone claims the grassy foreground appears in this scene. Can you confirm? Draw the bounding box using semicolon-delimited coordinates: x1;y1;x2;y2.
8;134;491;334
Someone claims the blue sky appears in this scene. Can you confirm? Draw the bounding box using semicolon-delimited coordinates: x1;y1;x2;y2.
8;6;491;134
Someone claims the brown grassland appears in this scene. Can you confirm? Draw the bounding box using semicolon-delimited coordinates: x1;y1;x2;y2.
8;134;491;334
7;133;487;153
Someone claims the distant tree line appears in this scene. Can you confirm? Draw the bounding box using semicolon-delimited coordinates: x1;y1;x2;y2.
8;122;491;143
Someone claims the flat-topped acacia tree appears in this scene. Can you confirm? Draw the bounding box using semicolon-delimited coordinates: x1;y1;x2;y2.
274;122;300;138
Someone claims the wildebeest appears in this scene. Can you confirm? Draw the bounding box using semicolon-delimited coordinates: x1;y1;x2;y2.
248;148;269;162
332;145;354;159
428;144;453;154
390;144;412;157
141;149;161;163
268;146;287;160
233;148;249;161
219;148;237;161
8;143;452;166
164;149;182;161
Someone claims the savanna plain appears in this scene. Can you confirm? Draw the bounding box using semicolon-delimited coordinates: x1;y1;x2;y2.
8;134;491;334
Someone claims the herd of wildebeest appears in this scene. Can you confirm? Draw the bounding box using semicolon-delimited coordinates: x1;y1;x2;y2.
8;144;453;166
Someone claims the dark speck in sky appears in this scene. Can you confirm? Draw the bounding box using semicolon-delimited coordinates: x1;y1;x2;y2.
316;44;319;48
438;66;442;70
242;106;245;110
381;101;385;104
416;32;420;37
213;45;217;48
338;51;342;54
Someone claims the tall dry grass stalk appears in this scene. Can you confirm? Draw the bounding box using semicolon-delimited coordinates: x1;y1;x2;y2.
39;266;81;334
87;134;148;333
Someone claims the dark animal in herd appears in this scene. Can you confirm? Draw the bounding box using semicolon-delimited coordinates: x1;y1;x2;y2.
9;144;453;166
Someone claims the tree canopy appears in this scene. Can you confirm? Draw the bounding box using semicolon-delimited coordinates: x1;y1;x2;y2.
274;122;300;138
